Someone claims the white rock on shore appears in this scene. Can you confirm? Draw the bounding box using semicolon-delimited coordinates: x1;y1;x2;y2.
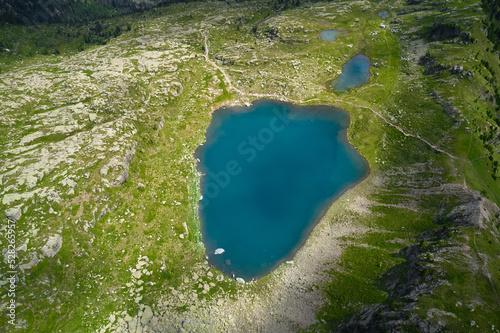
214;248;225;255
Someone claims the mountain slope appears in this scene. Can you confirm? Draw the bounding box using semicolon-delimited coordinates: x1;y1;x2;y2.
0;0;164;24
0;0;499;332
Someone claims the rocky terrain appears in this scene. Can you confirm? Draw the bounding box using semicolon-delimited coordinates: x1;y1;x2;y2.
1;0;500;332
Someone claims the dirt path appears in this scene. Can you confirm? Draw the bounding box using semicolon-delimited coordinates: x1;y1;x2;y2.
200;32;460;161
338;100;499;203
338;100;460;160
200;32;498;204
201;32;323;105
202;32;245;96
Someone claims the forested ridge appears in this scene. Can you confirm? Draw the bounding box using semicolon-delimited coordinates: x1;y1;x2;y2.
482;0;500;50
0;0;309;25
0;0;198;25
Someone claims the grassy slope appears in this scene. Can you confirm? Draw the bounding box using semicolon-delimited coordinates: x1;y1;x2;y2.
0;0;499;332
307;0;500;331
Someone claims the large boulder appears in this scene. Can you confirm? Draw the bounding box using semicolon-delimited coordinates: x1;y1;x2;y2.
140;306;153;326
41;234;63;257
214;248;225;255
5;206;22;222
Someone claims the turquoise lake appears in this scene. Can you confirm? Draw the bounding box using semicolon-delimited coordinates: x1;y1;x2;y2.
319;30;347;41
196;100;368;280
331;53;371;93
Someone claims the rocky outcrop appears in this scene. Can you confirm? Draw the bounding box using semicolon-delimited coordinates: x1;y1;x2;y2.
140;306;153;326
339;192;500;332
427;22;475;44
19;252;39;272
101;144;137;187
337;241;445;332
419;53;473;79
41;234;63;257
113;145;136;187
5;206;22;222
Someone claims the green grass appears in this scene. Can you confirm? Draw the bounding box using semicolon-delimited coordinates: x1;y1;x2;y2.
2;0;500;332
315;244;404;327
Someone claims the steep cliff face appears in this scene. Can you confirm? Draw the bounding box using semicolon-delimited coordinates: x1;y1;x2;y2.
0;0;159;24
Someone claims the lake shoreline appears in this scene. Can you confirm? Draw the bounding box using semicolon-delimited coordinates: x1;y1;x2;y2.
331;53;372;93
194;98;371;281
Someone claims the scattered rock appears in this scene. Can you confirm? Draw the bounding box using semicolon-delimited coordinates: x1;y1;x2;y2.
128;317;137;332
89;113;97;123
97;207;107;221
182;319;195;330
5;206;22;222
26;175;38;189
140;306;153;326
41;234;63;257
18;252;39;272
158;116;165;130
109;146;136;187
16;239;29;252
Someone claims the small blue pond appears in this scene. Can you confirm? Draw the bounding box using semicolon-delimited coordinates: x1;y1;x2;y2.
196;100;368;280
319;30;347;41
331;54;371;93
379;11;389;19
